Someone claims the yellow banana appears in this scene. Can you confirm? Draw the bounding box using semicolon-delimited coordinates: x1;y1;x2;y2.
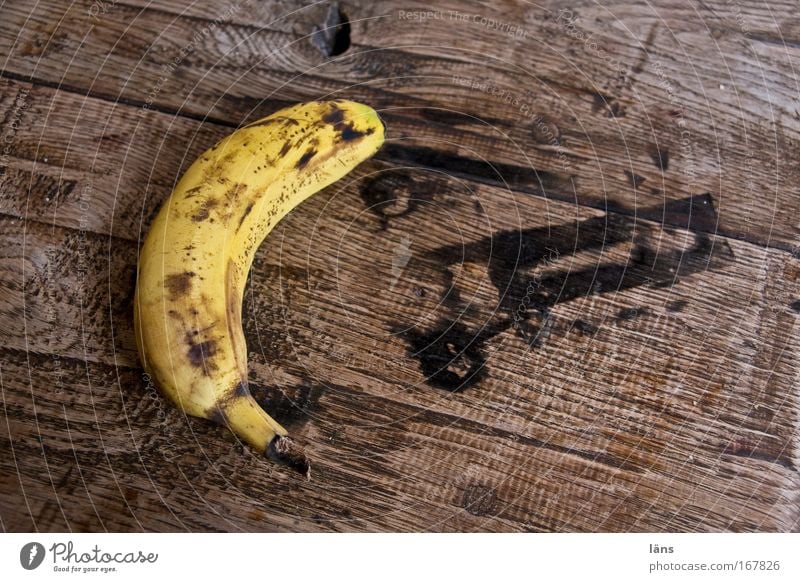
133;100;384;476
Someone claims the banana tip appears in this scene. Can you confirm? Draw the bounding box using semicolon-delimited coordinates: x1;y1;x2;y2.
268;436;311;479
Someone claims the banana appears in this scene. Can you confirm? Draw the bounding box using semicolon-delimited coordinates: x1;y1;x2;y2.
133;100;384;476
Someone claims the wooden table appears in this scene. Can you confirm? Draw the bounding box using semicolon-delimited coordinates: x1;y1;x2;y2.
1;0;798;532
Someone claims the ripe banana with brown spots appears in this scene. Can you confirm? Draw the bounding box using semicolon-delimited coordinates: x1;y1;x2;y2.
133;101;385;475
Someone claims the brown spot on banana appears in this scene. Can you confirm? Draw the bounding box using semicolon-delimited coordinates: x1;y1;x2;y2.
191;198;219;222
187;339;218;372
192;207;210;221
322;105;345;125
340;123;375;142
206;380;251;424
183;186;204;198
225;259;248;379
322;102;375;142
296;148;317;169
237;202;254;230
233;380;249;397
225;183;247;205
164;271;196;299
278;141;293;157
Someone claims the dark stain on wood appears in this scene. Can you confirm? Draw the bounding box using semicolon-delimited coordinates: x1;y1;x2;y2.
251;379;323;429
648;144;670;171
722;441;797;472
378;143;566;196
647;192;719;233
617;306;648;321
667;299;689;312
399;195;733;390
245;118;280;129
624;170;646;188
360;171;430;228
459;483;498;517
789;300;800;314
123;487;139;504
0;166;78;205
591;92;624;117
418;107;474;127
599;198;627;215
591;92;610;112
397;321;488;392
573;319;599;335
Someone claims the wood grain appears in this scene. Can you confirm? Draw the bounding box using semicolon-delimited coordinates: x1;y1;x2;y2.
1;0;799;532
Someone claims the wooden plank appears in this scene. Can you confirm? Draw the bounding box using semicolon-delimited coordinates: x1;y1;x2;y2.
2;287;798;533
122;0;800;47
0;214;139;365
1;1;798;250
0;76;227;238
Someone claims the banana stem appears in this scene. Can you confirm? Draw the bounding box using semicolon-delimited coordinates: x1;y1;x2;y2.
220;396;285;451
268;436;311;479
220;396;310;478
